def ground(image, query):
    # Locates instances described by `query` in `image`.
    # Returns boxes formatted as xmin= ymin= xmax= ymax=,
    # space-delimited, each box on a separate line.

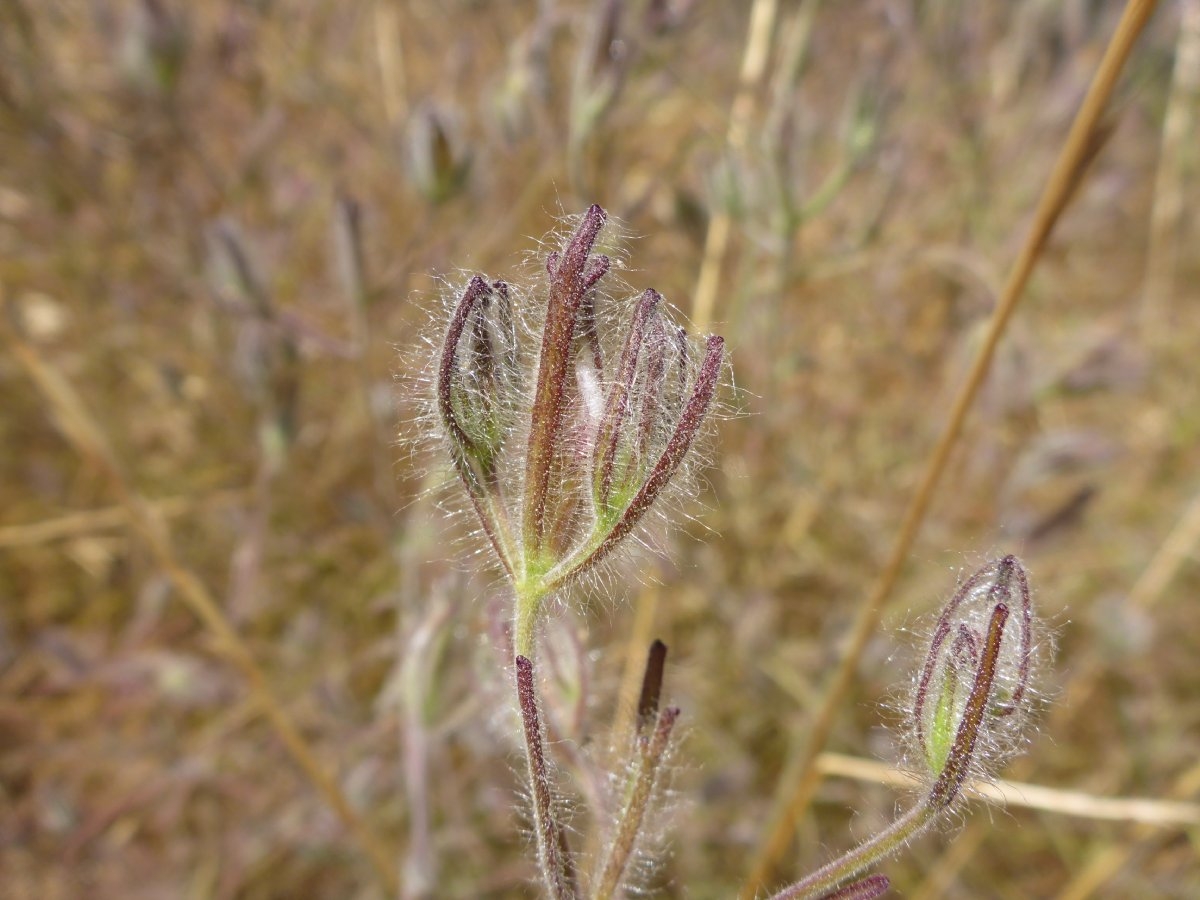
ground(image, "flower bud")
xmin=911 ymin=555 xmax=1036 ymax=807
xmin=584 ymin=333 xmax=723 ymax=573
xmin=438 ymin=276 xmax=517 ymax=493
xmin=522 ymin=204 xmax=611 ymax=562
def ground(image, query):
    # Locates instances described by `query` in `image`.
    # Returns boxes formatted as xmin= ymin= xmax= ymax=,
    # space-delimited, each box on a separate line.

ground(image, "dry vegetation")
xmin=2 ymin=1 xmax=1199 ymax=897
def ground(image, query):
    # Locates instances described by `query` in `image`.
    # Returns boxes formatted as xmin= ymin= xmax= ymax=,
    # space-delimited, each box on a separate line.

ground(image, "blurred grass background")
xmin=2 ymin=0 xmax=1199 ymax=897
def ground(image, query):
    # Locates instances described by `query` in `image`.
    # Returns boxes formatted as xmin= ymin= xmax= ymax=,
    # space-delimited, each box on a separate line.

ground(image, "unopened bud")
xmin=912 ymin=556 xmax=1037 ymax=808
xmin=438 ymin=276 xmax=516 ymax=491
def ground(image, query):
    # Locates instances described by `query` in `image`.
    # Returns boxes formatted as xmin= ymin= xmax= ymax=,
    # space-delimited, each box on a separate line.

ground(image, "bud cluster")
xmin=773 ymin=556 xmax=1046 ymax=900
xmin=910 ymin=554 xmax=1037 ymax=806
xmin=435 ymin=205 xmax=724 ymax=655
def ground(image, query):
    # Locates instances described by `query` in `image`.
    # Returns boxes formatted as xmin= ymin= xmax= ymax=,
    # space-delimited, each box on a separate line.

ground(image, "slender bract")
xmin=593 ymin=289 xmax=662 ymax=515
xmin=591 ymin=640 xmax=677 ymax=900
xmin=636 ymin=639 xmax=668 ymax=736
xmin=592 ymin=704 xmax=679 ymax=900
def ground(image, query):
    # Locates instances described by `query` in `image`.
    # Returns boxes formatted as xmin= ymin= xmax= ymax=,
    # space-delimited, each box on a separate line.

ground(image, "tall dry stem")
xmin=1140 ymin=0 xmax=1200 ymax=339
xmin=740 ymin=1 xmax=1161 ymax=893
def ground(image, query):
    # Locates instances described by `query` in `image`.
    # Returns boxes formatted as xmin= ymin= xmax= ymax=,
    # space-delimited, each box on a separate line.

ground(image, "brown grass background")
xmin=2 ymin=1 xmax=1199 ymax=897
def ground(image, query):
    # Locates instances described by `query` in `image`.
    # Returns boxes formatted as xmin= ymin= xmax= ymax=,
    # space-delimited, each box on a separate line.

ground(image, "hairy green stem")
xmin=768 ymin=803 xmax=935 ymax=900
xmin=514 ymin=585 xmax=545 ymax=660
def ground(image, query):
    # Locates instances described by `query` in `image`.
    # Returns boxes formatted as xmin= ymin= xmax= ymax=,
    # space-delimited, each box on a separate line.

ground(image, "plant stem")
xmin=515 ymin=655 xmax=578 ymax=900
xmin=768 ymin=803 xmax=935 ymax=900
xmin=514 ymin=587 xmax=544 ymax=660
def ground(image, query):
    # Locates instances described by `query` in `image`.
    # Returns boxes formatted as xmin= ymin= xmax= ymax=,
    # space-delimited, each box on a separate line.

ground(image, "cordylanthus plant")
xmin=769 ymin=555 xmax=1043 ymax=900
xmin=435 ymin=205 xmax=724 ymax=897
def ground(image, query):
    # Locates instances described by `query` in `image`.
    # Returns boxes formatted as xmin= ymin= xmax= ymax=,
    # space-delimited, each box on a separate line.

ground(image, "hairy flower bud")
xmin=911 ymin=555 xmax=1037 ymax=807
xmin=436 ymin=276 xmax=523 ymax=575
xmin=438 ymin=276 xmax=517 ymax=490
